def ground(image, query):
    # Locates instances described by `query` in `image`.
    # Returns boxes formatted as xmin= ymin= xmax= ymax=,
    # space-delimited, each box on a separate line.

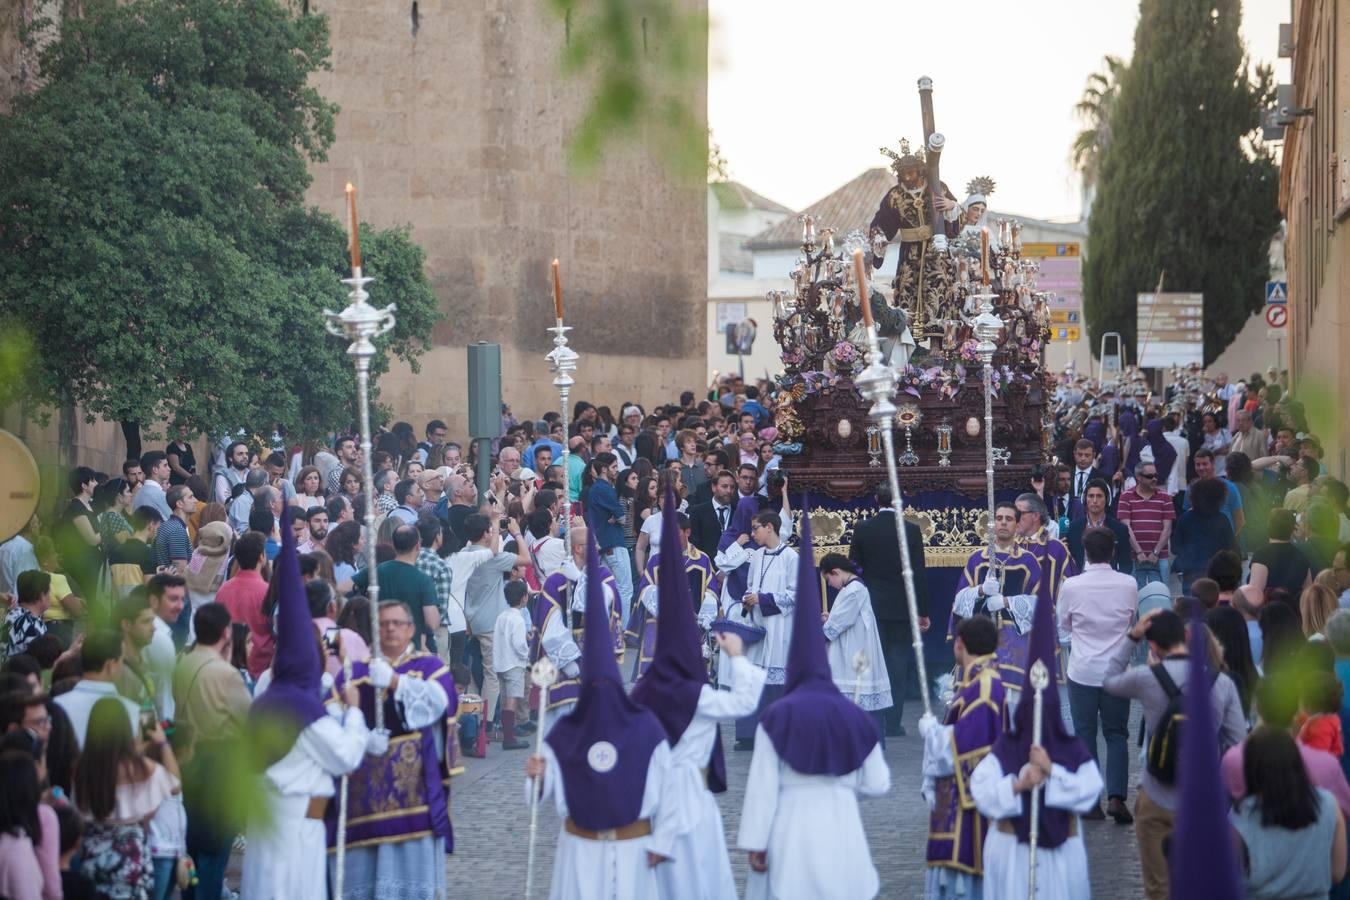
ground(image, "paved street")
xmin=446 ymin=702 xmax=1148 ymax=899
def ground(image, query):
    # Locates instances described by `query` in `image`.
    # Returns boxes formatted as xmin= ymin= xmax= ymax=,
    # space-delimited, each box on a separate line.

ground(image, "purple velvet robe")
xmin=927 ymin=655 xmax=1008 ymax=874
xmin=327 ymin=652 xmax=458 ymax=853
xmin=951 ymin=546 xmax=1044 ymax=690
xmin=628 ymin=546 xmax=718 ymax=679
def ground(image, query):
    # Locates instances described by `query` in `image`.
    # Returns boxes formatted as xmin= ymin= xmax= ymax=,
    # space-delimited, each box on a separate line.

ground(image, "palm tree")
xmin=1071 ymin=55 xmax=1128 ymax=191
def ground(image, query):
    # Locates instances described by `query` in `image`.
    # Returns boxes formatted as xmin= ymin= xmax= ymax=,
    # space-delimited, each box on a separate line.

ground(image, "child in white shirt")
xmin=492 ymin=581 xmax=532 ymax=750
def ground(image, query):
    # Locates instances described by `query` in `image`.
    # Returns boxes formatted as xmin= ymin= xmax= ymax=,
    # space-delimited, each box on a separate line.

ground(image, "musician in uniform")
xmin=921 ymin=615 xmax=1007 ymax=900
xmin=867 ymin=139 xmax=963 ymax=339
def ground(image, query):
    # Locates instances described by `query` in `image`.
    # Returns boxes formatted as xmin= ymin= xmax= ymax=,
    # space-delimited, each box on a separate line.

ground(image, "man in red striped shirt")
xmin=1116 ymin=462 xmax=1175 ymax=589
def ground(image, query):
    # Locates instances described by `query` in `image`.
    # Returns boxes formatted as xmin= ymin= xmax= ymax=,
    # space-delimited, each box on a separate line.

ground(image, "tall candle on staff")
xmin=551 ymin=258 xmax=563 ymax=320
xmin=853 ymin=249 xmax=874 ymax=330
xmin=980 ymin=226 xmax=990 ymax=286
xmin=345 ymin=182 xmax=361 ymax=270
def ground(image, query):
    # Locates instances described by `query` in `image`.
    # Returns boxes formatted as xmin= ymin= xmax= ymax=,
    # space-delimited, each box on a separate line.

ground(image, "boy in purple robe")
xmin=328 ymin=599 xmax=459 ymax=898
xmin=628 ymin=511 xmax=719 ymax=681
xmin=921 ymin=615 xmax=1007 ymax=899
xmin=526 ymin=529 xmax=676 ymax=900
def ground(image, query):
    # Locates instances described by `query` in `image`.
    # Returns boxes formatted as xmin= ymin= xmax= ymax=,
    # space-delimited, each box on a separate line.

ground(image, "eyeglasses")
xmin=379 ymin=620 xmax=413 ymax=629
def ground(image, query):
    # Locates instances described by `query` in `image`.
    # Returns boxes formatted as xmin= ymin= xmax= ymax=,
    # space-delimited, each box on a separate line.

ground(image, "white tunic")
xmin=528 ymin=740 xmax=677 ymax=900
xmin=738 ymin=725 xmax=891 ymax=900
xmin=240 ymin=707 xmax=369 ymax=900
xmin=735 ymin=544 xmax=798 ymax=685
xmin=657 ymin=656 xmax=766 ymax=900
xmin=822 ymin=580 xmax=893 ymax=711
xmin=969 ymin=754 xmax=1103 ymax=900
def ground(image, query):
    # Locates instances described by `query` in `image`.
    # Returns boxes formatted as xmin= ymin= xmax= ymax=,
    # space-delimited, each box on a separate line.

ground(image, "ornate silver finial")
xmin=530 ymin=657 xmax=558 ymax=689
xmin=1028 ymin=659 xmax=1050 ymax=691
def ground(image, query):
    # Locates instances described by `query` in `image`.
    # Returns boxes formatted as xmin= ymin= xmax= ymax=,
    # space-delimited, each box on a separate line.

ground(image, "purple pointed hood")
xmin=545 ymin=524 xmax=667 ymax=830
xmin=991 ymin=541 xmax=1093 ymax=849
xmin=759 ymin=510 xmax=880 ymax=775
xmin=718 ymin=496 xmax=761 ymax=600
xmin=1083 ymin=419 xmax=1107 ymax=455
xmin=630 ymin=482 xmax=727 ymax=791
xmin=1146 ymin=418 xmax=1178 ymax=484
xmin=248 ymin=507 xmax=326 ymax=761
xmin=1169 ymin=610 xmax=1245 ymax=899
xmin=1119 ymin=411 xmax=1142 ymax=474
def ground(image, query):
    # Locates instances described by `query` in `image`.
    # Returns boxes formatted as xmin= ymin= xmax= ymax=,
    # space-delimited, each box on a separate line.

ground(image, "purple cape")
xmin=1169 ymin=610 xmax=1244 ymax=898
xmin=1145 ymin=418 xmax=1178 ymax=485
xmin=545 ymin=525 xmax=667 ymax=830
xmin=630 ymin=489 xmax=728 ymax=792
xmin=717 ymin=496 xmax=761 ymax=601
xmin=990 ymin=542 xmax=1093 ymax=849
xmin=759 ymin=511 xmax=880 ymax=776
xmin=248 ymin=507 xmax=326 ymax=763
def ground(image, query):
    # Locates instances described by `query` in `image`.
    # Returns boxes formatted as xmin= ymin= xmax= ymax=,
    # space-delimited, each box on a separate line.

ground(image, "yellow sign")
xmin=1020 ymin=242 xmax=1080 ymax=258
xmin=1050 ymin=326 xmax=1081 ymax=342
xmin=1050 ymin=309 xmax=1081 ymax=325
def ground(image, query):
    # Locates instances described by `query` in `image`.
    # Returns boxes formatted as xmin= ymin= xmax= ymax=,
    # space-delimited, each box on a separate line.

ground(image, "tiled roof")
xmin=718 ymin=233 xmax=753 ymax=274
xmin=745 ymin=168 xmax=894 ymax=250
xmin=710 ymin=180 xmax=795 ymax=215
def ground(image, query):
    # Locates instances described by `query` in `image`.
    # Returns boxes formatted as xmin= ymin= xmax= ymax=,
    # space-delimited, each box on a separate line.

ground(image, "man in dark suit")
xmin=1065 ymin=478 xmax=1133 ymax=573
xmin=849 ymin=483 xmax=929 ymax=737
xmin=687 ymin=469 xmax=737 ymax=562
xmin=1067 ymin=438 xmax=1109 ymax=520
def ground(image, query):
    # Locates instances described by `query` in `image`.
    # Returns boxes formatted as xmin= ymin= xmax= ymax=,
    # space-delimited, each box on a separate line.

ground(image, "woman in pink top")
xmin=0 ymin=748 xmax=60 ymax=900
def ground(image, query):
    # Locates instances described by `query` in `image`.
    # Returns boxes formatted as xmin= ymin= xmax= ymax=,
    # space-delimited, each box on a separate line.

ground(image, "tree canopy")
xmin=1082 ymin=0 xmax=1280 ymax=365
xmin=0 ymin=0 xmax=440 ymax=440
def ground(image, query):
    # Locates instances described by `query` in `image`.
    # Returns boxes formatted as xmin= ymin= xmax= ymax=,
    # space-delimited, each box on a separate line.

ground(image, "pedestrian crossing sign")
xmin=1265 ymin=281 xmax=1287 ymax=304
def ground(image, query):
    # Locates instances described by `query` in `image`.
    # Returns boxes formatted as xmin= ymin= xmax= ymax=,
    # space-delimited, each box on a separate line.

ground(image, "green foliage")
xmin=1083 ymin=0 xmax=1280 ymax=365
xmin=1071 ymin=55 xmax=1128 ymax=190
xmin=708 ymin=128 xmax=730 ymax=183
xmin=0 ymin=0 xmax=440 ymax=440
xmin=546 ymin=0 xmax=707 ymax=181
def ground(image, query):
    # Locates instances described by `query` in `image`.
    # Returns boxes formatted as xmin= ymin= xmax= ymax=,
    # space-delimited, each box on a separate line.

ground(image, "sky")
xmin=707 ymin=0 xmax=1290 ymax=221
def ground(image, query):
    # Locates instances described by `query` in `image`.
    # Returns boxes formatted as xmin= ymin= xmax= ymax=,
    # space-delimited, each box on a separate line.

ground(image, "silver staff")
xmin=525 ymin=657 xmax=559 ymax=900
xmin=334 ymin=648 xmax=355 ymax=898
xmin=851 ymin=250 xmax=932 ymax=722
xmin=546 ymin=260 xmax=578 ymax=547
xmin=1027 ymin=659 xmax=1050 ymax=900
xmin=324 ymin=198 xmax=396 ymax=731
xmin=972 ymin=290 xmax=1003 ymax=579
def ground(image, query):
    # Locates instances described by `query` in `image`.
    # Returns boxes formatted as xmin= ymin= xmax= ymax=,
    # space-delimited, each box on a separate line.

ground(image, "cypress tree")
xmin=1083 ymin=0 xmax=1280 ymax=365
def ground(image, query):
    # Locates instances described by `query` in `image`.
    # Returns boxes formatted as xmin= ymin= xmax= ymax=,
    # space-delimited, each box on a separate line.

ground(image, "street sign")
xmin=1034 ymin=256 xmax=1082 ymax=310
xmin=1050 ymin=309 xmax=1081 ymax=325
xmin=1137 ymin=292 xmax=1204 ymax=367
xmin=1020 ymin=242 xmax=1081 ymax=258
xmin=1265 ymin=305 xmax=1287 ymax=329
xmin=1051 ymin=326 xmax=1081 ymax=342
xmin=1266 ymin=328 xmax=1285 ymax=340
xmin=1265 ymin=281 xmax=1288 ymax=304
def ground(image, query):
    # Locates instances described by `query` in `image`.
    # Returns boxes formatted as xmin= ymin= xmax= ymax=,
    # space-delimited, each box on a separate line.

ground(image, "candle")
xmin=345 ymin=183 xmax=361 ymax=270
xmin=551 ymin=258 xmax=563 ymax=319
xmin=980 ymin=227 xmax=989 ymax=286
xmin=853 ymin=249 xmax=873 ymax=329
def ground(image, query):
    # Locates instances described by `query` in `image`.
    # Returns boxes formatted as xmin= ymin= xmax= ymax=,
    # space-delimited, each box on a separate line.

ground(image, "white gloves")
xmin=982 ymin=576 xmax=1000 ymax=598
xmin=917 ymin=713 xmax=940 ymax=739
xmin=984 ymin=593 xmax=1006 ymax=612
xmin=365 ymin=728 xmax=390 ymax=756
xmin=370 ymin=659 xmax=394 ymax=690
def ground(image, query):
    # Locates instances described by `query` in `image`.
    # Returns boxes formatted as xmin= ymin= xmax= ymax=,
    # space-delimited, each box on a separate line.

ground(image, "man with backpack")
xmin=1102 ymin=608 xmax=1247 ymax=900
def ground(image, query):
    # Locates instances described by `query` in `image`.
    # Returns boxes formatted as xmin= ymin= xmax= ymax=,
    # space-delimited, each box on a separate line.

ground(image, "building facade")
xmin=1282 ymin=0 xmax=1349 ymax=475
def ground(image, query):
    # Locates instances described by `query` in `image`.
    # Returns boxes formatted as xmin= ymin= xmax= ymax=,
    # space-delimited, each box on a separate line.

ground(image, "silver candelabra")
xmin=851 ymin=251 xmax=932 ymax=723
xmin=546 ymin=318 xmax=579 ymax=543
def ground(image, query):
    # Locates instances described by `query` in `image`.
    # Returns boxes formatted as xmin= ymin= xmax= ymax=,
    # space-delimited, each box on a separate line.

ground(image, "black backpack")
xmin=1146 ymin=663 xmax=1218 ymax=784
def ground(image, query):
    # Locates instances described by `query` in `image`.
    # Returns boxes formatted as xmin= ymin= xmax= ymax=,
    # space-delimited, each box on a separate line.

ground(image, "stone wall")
xmin=307 ymin=0 xmax=709 ymax=436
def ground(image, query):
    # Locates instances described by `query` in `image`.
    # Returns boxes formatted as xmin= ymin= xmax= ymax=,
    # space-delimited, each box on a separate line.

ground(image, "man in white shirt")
xmin=53 ymin=630 xmax=141 ymax=748
xmin=1057 ymin=527 xmax=1138 ymax=824
xmin=143 ymin=574 xmax=186 ymax=722
xmin=0 ymin=516 xmax=40 ymax=596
